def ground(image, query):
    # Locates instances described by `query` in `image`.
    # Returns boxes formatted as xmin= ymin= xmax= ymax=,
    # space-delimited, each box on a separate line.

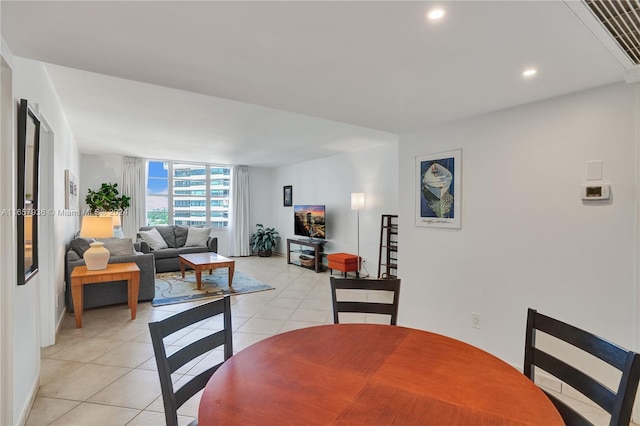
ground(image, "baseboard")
xmin=16 ymin=376 xmax=38 ymax=426
xmin=55 ymin=308 xmax=66 ymax=337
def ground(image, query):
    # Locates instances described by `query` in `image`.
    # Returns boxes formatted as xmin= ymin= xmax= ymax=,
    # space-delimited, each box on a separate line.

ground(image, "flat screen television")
xmin=294 ymin=205 xmax=326 ymax=240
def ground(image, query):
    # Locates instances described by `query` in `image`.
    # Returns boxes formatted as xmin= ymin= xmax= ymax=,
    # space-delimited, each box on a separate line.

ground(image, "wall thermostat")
xmin=581 ymin=184 xmax=610 ymax=200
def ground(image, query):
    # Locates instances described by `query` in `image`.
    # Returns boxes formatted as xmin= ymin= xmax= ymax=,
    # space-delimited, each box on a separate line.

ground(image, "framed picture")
xmin=65 ymin=169 xmax=78 ymax=210
xmin=283 ymin=185 xmax=293 ymax=207
xmin=415 ymin=149 xmax=461 ymax=229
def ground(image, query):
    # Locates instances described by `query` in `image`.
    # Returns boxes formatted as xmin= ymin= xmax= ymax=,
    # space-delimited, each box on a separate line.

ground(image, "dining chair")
xmin=148 ymin=296 xmax=233 ymax=426
xmin=524 ymin=308 xmax=640 ymax=426
xmin=330 ymin=277 xmax=401 ymax=325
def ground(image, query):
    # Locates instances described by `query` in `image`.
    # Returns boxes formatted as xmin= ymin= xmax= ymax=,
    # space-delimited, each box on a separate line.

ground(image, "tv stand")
xmin=287 ymin=239 xmax=325 ymax=273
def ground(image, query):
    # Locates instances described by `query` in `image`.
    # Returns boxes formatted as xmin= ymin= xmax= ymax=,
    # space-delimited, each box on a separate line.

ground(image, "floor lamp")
xmin=351 ymin=193 xmax=365 ymax=276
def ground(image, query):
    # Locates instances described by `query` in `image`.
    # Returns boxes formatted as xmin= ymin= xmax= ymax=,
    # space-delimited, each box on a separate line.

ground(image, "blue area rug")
xmin=152 ymin=269 xmax=273 ymax=306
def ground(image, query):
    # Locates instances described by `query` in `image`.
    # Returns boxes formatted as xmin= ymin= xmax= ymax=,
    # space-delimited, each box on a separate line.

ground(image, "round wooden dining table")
xmin=198 ymin=324 xmax=563 ymax=425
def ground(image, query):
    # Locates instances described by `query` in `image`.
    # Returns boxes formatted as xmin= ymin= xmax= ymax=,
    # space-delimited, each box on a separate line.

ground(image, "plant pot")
xmin=258 ymin=249 xmax=272 ymax=257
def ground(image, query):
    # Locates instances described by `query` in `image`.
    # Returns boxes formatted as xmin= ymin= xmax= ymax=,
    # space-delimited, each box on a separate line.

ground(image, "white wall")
xmin=8 ymin=56 xmax=79 ymax=424
xmin=248 ymin=166 xmax=275 ymax=251
xmin=398 ymin=82 xmax=639 ymax=369
xmin=0 ymin=39 xmax=16 ymax=426
xmin=80 ymin=153 xmax=123 ymax=213
xmin=272 ymin=143 xmax=400 ymax=273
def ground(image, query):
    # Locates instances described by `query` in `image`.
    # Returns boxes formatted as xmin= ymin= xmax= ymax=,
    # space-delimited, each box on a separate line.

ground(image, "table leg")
xmin=71 ymin=278 xmax=83 ymax=328
xmin=128 ymin=272 xmax=140 ymax=320
xmin=228 ymin=263 xmax=235 ymax=287
xmin=180 ymin=260 xmax=186 ymax=278
xmin=196 ymin=266 xmax=203 ymax=290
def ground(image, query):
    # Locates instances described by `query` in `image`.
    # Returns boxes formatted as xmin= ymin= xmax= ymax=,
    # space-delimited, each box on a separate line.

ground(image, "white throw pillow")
xmin=139 ymin=228 xmax=169 ymax=250
xmin=185 ymin=227 xmax=211 ymax=247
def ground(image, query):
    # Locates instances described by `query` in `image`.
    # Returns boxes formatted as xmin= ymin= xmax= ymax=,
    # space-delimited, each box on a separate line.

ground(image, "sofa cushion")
xmin=67 ymin=250 xmax=81 ymax=261
xmin=175 ymin=226 xmax=189 ymax=248
xmin=70 ymin=237 xmax=94 ymax=257
xmin=154 ymin=226 xmax=177 ymax=248
xmin=139 ymin=228 xmax=169 ymax=250
xmin=185 ymin=227 xmax=211 ymax=247
xmin=152 ymin=248 xmax=181 ymax=259
xmin=97 ymin=237 xmax=134 ymax=256
xmin=178 ymin=246 xmax=211 ymax=255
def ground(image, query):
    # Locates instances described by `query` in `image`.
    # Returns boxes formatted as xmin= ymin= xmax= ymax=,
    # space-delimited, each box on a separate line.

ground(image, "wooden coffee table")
xmin=179 ymin=253 xmax=235 ymax=290
xmin=70 ymin=262 xmax=140 ymax=328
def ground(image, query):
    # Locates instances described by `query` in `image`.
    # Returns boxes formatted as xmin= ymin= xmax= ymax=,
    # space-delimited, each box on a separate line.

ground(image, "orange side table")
xmin=327 ymin=253 xmax=360 ymax=278
xmin=70 ymin=262 xmax=140 ymax=328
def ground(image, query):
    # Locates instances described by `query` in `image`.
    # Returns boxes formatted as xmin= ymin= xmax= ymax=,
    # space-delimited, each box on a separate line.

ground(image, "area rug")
xmin=152 ymin=269 xmax=274 ymax=306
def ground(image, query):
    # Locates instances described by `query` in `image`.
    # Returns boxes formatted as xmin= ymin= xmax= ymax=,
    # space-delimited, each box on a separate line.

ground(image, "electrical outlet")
xmin=471 ymin=312 xmax=481 ymax=329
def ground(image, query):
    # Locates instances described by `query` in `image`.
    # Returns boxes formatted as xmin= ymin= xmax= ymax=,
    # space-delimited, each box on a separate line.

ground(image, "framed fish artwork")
xmin=415 ymin=149 xmax=461 ymax=229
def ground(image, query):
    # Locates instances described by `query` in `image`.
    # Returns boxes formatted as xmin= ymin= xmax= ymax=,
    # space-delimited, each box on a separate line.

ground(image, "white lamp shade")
xmin=99 ymin=211 xmax=121 ymax=227
xmin=351 ymin=193 xmax=365 ymax=210
xmin=80 ymin=216 xmax=115 ymax=239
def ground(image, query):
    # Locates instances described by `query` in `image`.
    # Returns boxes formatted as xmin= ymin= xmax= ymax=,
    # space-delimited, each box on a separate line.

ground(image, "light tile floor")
xmin=28 ymin=255 xmax=623 ymax=425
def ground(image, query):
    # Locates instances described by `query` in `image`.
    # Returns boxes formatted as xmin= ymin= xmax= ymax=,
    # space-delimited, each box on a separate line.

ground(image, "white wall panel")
xmin=398 ymin=82 xmax=639 ymax=368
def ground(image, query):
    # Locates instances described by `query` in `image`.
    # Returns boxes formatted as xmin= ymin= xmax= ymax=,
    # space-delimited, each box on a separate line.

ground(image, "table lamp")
xmin=80 ymin=216 xmax=114 ymax=270
xmin=351 ymin=192 xmax=365 ymax=274
xmin=99 ymin=211 xmax=123 ymax=237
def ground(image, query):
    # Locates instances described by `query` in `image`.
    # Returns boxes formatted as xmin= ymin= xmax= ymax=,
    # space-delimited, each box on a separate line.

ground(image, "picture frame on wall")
xmin=283 ymin=185 xmax=293 ymax=207
xmin=65 ymin=169 xmax=78 ymax=210
xmin=415 ymin=149 xmax=461 ymax=229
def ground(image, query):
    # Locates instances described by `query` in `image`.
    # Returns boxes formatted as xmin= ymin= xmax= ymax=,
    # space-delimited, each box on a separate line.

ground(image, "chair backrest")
xmin=524 ymin=308 xmax=640 ymax=426
xmin=148 ymin=296 xmax=233 ymax=426
xmin=330 ymin=277 xmax=401 ymax=325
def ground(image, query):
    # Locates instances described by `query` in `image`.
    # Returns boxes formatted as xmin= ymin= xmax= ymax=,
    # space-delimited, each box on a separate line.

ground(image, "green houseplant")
xmin=85 ymin=182 xmax=131 ymax=214
xmin=250 ymin=224 xmax=281 ymax=257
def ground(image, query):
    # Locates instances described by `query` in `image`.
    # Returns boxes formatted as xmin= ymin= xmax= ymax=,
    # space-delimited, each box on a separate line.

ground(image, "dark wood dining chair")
xmin=524 ymin=308 xmax=640 ymax=426
xmin=330 ymin=277 xmax=401 ymax=325
xmin=148 ymin=296 xmax=233 ymax=426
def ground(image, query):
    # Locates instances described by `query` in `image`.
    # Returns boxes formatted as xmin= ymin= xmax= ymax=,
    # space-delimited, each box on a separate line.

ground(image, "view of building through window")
xmin=146 ymin=161 xmax=231 ymax=227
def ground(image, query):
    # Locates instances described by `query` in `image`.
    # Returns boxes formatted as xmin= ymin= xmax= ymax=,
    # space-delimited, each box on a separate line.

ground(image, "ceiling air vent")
xmin=584 ymin=0 xmax=640 ymax=64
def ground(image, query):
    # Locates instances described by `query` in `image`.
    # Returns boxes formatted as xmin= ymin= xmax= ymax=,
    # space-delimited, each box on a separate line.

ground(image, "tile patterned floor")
xmin=27 ymin=255 xmax=624 ymax=425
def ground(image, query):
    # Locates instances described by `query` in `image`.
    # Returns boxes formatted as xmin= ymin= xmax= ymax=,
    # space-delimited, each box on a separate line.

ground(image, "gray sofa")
xmin=65 ymin=238 xmax=156 ymax=312
xmin=137 ymin=225 xmax=218 ymax=273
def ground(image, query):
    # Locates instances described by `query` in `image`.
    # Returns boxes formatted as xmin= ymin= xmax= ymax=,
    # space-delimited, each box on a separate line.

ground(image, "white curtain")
xmin=121 ymin=157 xmax=146 ymax=240
xmin=229 ymin=165 xmax=251 ymax=256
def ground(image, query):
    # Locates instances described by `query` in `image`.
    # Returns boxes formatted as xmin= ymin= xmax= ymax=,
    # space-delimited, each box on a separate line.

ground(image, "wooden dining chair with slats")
xmin=330 ymin=277 xmax=401 ymax=325
xmin=148 ymin=296 xmax=233 ymax=426
xmin=524 ymin=308 xmax=640 ymax=426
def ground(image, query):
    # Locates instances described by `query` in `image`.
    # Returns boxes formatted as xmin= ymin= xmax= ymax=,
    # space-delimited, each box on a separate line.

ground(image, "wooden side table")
xmin=70 ymin=262 xmax=141 ymax=328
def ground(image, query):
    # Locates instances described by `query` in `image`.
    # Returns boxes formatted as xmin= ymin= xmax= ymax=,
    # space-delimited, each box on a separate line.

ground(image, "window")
xmin=147 ymin=162 xmax=169 ymax=225
xmin=146 ymin=161 xmax=232 ymax=227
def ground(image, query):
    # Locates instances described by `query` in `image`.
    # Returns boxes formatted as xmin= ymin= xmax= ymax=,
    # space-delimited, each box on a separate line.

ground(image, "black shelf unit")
xmin=378 ymin=215 xmax=398 ymax=278
xmin=287 ymin=238 xmax=325 ymax=273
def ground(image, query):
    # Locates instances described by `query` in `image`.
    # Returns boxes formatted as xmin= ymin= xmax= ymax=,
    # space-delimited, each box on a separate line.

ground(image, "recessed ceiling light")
xmin=522 ymin=68 xmax=537 ymax=77
xmin=427 ymin=9 xmax=445 ymax=21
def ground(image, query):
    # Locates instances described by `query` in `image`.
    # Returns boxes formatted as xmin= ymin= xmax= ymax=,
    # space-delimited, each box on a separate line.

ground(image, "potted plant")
xmin=85 ymin=182 xmax=131 ymax=214
xmin=250 ymin=224 xmax=281 ymax=257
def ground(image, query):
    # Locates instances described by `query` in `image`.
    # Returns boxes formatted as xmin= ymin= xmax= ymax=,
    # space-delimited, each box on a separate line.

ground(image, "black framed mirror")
xmin=17 ymin=98 xmax=40 ymax=285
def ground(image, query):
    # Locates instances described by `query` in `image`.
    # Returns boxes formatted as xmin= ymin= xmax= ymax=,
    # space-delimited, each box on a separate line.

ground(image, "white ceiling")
xmin=0 ymin=1 xmax=631 ymax=167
